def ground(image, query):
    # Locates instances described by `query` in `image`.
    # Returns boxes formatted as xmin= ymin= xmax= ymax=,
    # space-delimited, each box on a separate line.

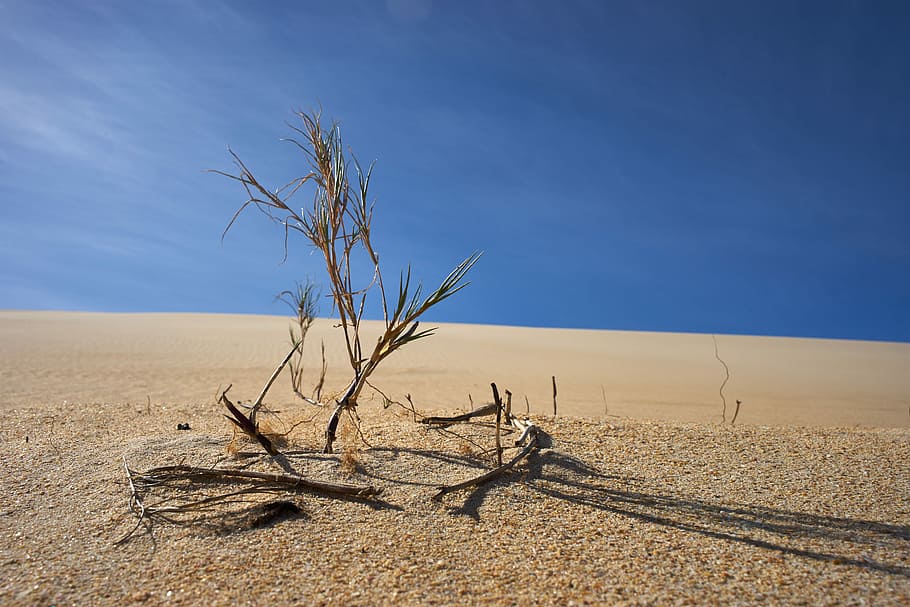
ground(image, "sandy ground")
xmin=1 ymin=311 xmax=909 ymax=426
xmin=1 ymin=311 xmax=908 ymax=605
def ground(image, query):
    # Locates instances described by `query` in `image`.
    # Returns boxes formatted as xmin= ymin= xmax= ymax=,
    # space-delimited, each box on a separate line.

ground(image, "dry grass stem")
xmin=713 ymin=335 xmax=731 ymax=423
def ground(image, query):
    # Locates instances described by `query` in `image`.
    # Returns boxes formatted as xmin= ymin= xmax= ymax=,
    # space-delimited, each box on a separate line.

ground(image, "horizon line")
xmin=3 ymin=308 xmax=908 ymax=346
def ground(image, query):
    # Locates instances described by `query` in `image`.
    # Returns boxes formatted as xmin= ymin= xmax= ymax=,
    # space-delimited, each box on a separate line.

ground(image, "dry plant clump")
xmin=456 ymin=440 xmax=475 ymax=457
xmin=277 ymin=281 xmax=323 ymax=403
xmin=213 ymin=108 xmax=481 ymax=454
xmin=113 ymin=109 xmax=548 ymax=545
xmin=340 ymin=445 xmax=361 ymax=476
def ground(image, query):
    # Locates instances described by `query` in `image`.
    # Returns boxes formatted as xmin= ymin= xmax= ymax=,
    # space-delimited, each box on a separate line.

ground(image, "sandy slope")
xmin=1 ymin=311 xmax=908 ymax=426
xmin=1 ymin=311 xmax=908 ymax=606
xmin=1 ymin=402 xmax=908 ymax=606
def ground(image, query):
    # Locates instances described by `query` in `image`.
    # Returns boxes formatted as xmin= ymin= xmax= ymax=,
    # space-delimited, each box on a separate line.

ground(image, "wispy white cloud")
xmin=0 ymin=85 xmax=136 ymax=169
xmin=0 ymin=1 xmax=270 ymax=182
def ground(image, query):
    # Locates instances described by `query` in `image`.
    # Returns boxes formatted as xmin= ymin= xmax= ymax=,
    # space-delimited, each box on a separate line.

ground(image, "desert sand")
xmin=1 ymin=311 xmax=908 ymax=605
xmin=2 ymin=310 xmax=909 ymax=426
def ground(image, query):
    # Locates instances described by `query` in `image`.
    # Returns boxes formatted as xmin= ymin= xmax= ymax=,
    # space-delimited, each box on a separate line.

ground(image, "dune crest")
xmin=1 ymin=310 xmax=907 ymax=427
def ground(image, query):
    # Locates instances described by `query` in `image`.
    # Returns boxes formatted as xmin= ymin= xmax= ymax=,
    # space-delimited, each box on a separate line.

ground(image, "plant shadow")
xmin=446 ymin=445 xmax=910 ymax=578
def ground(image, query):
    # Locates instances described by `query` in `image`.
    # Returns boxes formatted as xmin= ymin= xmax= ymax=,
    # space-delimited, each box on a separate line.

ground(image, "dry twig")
xmin=493 ymin=383 xmax=504 ymax=467
xmin=220 ymin=385 xmax=279 ymax=456
xmin=732 ymin=399 xmax=743 ymax=425
xmin=116 ymin=460 xmax=381 ymax=544
xmin=552 ymin=375 xmax=558 ymax=416
xmin=433 ymin=416 xmax=540 ymax=500
xmin=420 ymin=403 xmax=498 ymax=426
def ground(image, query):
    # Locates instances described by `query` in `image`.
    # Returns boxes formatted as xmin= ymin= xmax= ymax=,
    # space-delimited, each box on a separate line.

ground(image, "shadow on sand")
xmin=445 ymin=439 xmax=909 ymax=578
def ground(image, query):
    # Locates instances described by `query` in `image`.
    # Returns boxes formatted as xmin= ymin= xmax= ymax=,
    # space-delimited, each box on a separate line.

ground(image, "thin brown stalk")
xmin=713 ymin=335 xmax=730 ymax=423
xmin=313 ymin=340 xmax=327 ymax=402
xmin=732 ymin=399 xmax=742 ymax=425
xmin=220 ymin=385 xmax=279 ymax=456
xmin=420 ymin=402 xmax=498 ymax=425
xmin=492 ymin=383 xmax=503 ymax=467
xmin=115 ymin=457 xmax=150 ymax=545
xmin=139 ymin=465 xmax=381 ymax=497
xmin=251 ymin=339 xmax=301 ymax=424
xmin=552 ymin=375 xmax=558 ymax=417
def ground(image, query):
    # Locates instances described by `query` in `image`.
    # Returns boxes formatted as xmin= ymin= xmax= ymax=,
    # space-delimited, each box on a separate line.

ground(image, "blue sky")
xmin=1 ymin=1 xmax=908 ymax=341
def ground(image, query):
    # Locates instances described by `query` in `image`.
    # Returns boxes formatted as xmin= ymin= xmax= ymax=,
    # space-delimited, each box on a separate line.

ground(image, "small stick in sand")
xmin=551 ymin=375 xmax=558 ymax=417
xmin=732 ymin=399 xmax=743 ymax=425
xmin=421 ymin=402 xmax=498 ymax=425
xmin=220 ymin=385 xmax=279 ymax=456
xmin=492 ymin=383 xmax=503 ymax=467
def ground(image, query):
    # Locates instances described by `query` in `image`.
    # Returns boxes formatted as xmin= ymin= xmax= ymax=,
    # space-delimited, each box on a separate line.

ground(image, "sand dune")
xmin=1 ymin=310 xmax=908 ymax=427
xmin=1 ymin=311 xmax=909 ymax=605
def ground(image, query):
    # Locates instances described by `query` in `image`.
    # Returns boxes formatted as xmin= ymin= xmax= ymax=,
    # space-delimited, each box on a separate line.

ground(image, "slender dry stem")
xmin=492 ymin=383 xmax=503 ymax=467
xmin=712 ymin=335 xmax=730 ymax=423
xmin=552 ymin=375 xmax=558 ymax=416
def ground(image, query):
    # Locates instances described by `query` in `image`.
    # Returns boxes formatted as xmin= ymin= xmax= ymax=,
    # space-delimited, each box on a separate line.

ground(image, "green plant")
xmin=215 ymin=109 xmax=480 ymax=453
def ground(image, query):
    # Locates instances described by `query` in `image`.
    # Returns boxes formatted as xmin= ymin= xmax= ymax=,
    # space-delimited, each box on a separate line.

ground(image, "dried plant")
xmin=214 ymin=109 xmax=481 ymax=453
xmin=276 ymin=281 xmax=324 ymax=403
xmin=340 ymin=446 xmax=361 ymax=476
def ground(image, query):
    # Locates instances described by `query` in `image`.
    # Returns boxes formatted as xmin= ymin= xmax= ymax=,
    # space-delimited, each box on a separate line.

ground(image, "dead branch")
xmin=115 ymin=457 xmax=151 ymax=545
xmin=433 ymin=415 xmax=540 ymax=500
xmin=116 ymin=459 xmax=381 ymax=545
xmin=420 ymin=402 xmax=498 ymax=425
xmin=552 ymin=375 xmax=558 ymax=416
xmin=492 ymin=383 xmax=503 ymax=466
xmin=137 ymin=465 xmax=380 ymax=497
xmin=732 ymin=399 xmax=743 ymax=425
xmin=323 ymin=377 xmax=359 ymax=454
xmin=220 ymin=385 xmax=279 ymax=456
